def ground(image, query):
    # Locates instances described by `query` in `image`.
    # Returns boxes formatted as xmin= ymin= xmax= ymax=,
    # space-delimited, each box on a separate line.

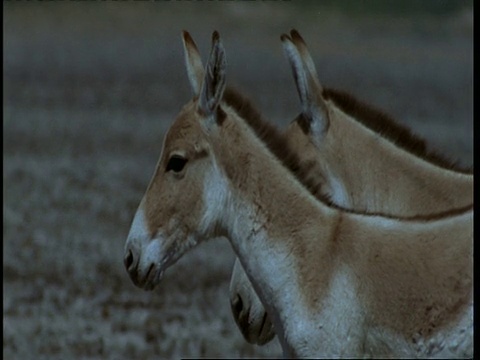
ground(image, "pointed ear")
xmin=289 ymin=29 xmax=322 ymax=90
xmin=182 ymin=30 xmax=204 ymax=96
xmin=281 ymin=31 xmax=329 ymax=135
xmin=198 ymin=31 xmax=226 ymax=119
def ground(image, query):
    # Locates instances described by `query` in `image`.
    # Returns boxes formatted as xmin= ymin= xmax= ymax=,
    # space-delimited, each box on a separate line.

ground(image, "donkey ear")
xmin=198 ymin=31 xmax=226 ymax=118
xmin=281 ymin=31 xmax=329 ymax=135
xmin=182 ymin=30 xmax=205 ymax=96
xmin=289 ymin=29 xmax=321 ymax=88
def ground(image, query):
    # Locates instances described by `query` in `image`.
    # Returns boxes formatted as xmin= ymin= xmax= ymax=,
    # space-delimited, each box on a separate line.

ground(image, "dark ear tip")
xmin=290 ymin=29 xmax=304 ymax=42
xmin=182 ymin=30 xmax=193 ymax=43
xmin=212 ymin=30 xmax=220 ymax=43
xmin=280 ymin=34 xmax=291 ymax=42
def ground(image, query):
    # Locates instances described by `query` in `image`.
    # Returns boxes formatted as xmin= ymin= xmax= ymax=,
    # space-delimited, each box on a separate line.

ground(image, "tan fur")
xmin=124 ymin=31 xmax=473 ymax=358
xmin=229 ymin=31 xmax=473 ymax=346
xmin=340 ymin=212 xmax=472 ymax=341
xmin=217 ymin=101 xmax=472 ymax=358
xmin=286 ymin=101 xmax=473 ymax=214
xmin=144 ymin=104 xmax=212 ymax=243
xmin=282 ymin=30 xmax=472 ymax=216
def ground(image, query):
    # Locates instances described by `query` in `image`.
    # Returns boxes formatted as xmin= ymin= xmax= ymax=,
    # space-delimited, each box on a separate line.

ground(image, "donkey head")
xmin=124 ymin=31 xmax=229 ymax=290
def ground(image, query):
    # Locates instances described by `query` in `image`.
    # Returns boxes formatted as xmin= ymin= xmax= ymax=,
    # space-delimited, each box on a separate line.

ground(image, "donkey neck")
xmin=208 ymin=104 xmax=472 ymax=357
xmin=210 ymin=105 xmax=344 ymax=356
xmin=321 ymin=101 xmax=473 ymax=215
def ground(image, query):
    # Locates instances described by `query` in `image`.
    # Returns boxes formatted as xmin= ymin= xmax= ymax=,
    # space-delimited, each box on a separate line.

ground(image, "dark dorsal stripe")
xmin=221 ymin=87 xmax=473 ymax=221
xmin=323 ymin=88 xmax=473 ymax=174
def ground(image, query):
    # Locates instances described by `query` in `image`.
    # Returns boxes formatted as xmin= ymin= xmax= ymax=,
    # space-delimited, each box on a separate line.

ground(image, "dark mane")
xmin=323 ymin=88 xmax=472 ymax=174
xmin=221 ymin=87 xmax=472 ymax=220
xmin=222 ymin=86 xmax=331 ymax=202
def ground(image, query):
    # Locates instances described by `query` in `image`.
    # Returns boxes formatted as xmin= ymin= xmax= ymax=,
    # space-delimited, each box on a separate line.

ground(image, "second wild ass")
xmin=229 ymin=30 xmax=473 ymax=345
xmin=123 ymin=31 xmax=473 ymax=358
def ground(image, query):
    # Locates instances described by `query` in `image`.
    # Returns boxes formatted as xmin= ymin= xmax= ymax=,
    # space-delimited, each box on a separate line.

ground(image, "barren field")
xmin=3 ymin=2 xmax=473 ymax=359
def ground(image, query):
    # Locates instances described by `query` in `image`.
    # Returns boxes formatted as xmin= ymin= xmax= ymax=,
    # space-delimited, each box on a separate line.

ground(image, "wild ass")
xmin=124 ymin=31 xmax=473 ymax=358
xmin=229 ymin=30 xmax=474 ymax=345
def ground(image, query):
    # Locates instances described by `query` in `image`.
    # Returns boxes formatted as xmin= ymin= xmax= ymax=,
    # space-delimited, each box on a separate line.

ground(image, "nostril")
xmin=124 ymin=249 xmax=134 ymax=270
xmin=232 ymin=294 xmax=244 ymax=317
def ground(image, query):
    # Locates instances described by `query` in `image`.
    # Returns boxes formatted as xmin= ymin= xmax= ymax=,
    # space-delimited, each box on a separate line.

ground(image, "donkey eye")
xmin=166 ymin=155 xmax=188 ymax=173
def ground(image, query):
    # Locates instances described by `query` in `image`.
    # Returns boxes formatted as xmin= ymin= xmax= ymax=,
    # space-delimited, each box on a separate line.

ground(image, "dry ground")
xmin=3 ymin=2 xmax=473 ymax=359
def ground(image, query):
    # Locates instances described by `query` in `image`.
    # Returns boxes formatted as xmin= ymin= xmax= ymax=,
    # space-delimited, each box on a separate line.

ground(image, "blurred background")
xmin=3 ymin=1 xmax=473 ymax=359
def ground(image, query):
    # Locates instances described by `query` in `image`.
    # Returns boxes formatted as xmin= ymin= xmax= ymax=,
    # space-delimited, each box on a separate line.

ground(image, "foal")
xmin=124 ymin=31 xmax=472 ymax=358
xmin=229 ymin=30 xmax=473 ymax=345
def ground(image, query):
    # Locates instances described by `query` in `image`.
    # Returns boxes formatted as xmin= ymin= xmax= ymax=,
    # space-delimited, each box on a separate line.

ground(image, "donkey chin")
xmin=124 ymin=238 xmax=162 ymax=290
xmin=125 ymin=230 xmax=200 ymax=291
